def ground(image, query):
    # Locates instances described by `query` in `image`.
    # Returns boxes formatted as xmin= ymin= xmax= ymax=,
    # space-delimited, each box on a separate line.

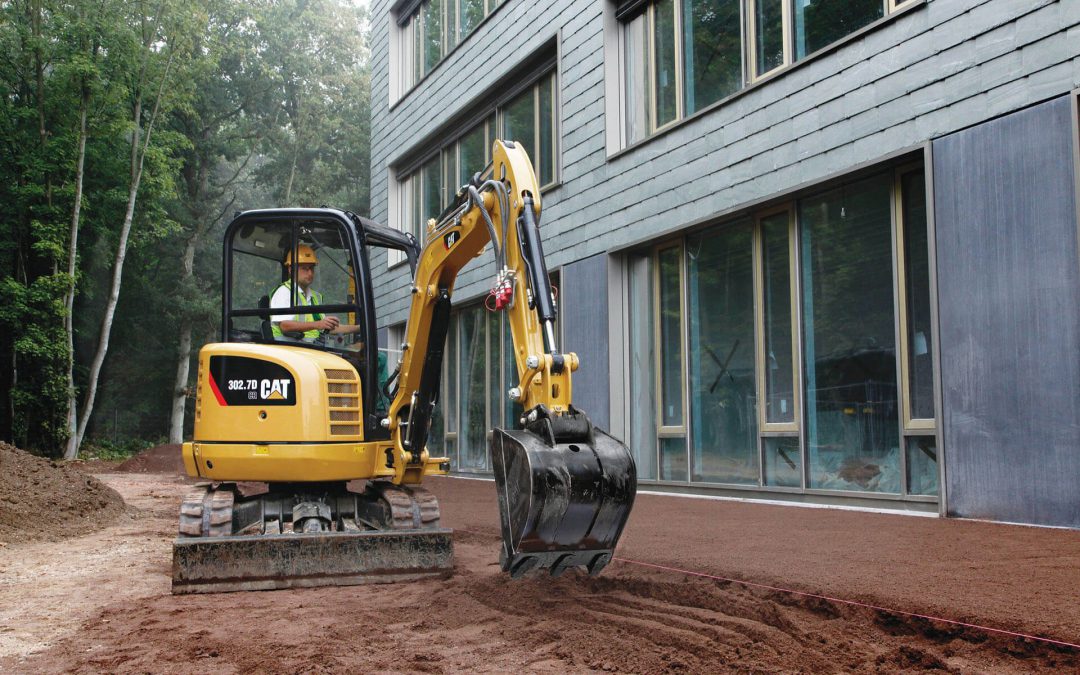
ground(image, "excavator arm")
xmin=385 ymin=140 xmax=637 ymax=577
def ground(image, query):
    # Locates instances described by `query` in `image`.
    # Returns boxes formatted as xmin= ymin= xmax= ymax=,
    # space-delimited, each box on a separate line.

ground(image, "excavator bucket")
xmin=491 ymin=424 xmax=636 ymax=578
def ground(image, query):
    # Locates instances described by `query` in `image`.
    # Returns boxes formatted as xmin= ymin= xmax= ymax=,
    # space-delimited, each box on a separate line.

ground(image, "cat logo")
xmin=260 ymin=378 xmax=291 ymax=400
xmin=444 ymin=230 xmax=460 ymax=250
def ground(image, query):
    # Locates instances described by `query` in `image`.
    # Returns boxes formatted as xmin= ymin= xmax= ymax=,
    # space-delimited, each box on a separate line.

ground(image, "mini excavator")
xmin=172 ymin=141 xmax=636 ymax=593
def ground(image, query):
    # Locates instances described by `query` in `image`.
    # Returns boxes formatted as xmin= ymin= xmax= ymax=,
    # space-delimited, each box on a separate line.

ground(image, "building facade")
xmin=370 ymin=0 xmax=1080 ymax=528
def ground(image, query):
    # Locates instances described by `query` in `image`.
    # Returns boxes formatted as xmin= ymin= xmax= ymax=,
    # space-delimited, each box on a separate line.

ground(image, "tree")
xmin=65 ymin=0 xmax=194 ymax=457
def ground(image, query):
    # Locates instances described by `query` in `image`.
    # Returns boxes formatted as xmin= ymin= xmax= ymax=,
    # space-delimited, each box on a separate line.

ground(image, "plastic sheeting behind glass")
xmin=627 ymin=253 xmax=657 ymax=480
xmin=687 ymin=223 xmax=758 ymax=484
xmin=801 ymin=174 xmax=900 ymax=493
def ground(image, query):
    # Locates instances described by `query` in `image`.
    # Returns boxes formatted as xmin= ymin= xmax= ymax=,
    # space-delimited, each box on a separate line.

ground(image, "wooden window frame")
xmin=653 ymin=241 xmax=688 ymax=449
xmin=893 ymin=164 xmax=936 ymax=433
xmin=753 ymin=204 xmax=800 ymax=434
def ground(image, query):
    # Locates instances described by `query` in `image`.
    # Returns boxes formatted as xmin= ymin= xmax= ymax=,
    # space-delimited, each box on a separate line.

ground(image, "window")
xmin=430 ymin=270 xmax=560 ymax=473
xmin=392 ymin=72 xmax=558 ymax=266
xmin=626 ymin=165 xmax=938 ymax=498
xmin=395 ymin=0 xmax=505 ymax=95
xmin=618 ymin=0 xmax=914 ymax=143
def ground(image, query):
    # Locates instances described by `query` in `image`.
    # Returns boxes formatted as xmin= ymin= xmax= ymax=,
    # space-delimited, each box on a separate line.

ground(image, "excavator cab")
xmin=224 ymin=210 xmax=416 ymax=427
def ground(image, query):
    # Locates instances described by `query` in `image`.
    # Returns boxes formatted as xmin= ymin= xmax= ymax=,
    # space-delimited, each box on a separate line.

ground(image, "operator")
xmin=270 ymin=244 xmax=361 ymax=342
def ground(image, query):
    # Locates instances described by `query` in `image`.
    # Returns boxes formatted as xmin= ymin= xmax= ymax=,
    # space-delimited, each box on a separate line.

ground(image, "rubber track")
xmin=378 ymin=484 xmax=441 ymax=530
xmin=177 ymin=484 xmax=233 ymax=537
xmin=176 ymin=483 xmax=440 ymax=535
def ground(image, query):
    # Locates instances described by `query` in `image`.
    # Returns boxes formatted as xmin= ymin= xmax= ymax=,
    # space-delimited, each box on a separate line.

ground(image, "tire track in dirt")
xmin=2 ymin=472 xmax=1078 ymax=673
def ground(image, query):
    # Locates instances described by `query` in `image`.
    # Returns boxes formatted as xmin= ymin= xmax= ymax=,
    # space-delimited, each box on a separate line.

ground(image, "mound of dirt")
xmin=117 ymin=444 xmax=184 ymax=474
xmin=0 ymin=443 xmax=125 ymax=545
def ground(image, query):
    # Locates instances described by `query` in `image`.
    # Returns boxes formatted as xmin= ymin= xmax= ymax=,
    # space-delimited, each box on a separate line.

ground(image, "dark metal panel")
xmin=933 ymin=96 xmax=1080 ymax=528
xmin=561 ymin=254 xmax=611 ymax=430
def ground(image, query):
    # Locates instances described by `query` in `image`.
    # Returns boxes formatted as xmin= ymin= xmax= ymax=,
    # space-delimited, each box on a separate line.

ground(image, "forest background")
xmin=0 ymin=0 xmax=371 ymax=459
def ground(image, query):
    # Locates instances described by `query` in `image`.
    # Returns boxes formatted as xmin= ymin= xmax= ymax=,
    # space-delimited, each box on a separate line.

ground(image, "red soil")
xmin=0 ymin=462 xmax=1077 ymax=673
xmin=0 ymin=443 xmax=125 ymax=544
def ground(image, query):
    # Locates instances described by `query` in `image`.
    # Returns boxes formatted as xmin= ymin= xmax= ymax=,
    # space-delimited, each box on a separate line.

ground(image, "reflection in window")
xmin=538 ymin=75 xmax=555 ymax=187
xmin=421 ymin=157 xmax=443 ymax=237
xmin=457 ymin=124 xmax=486 ymax=186
xmin=901 ymin=169 xmax=934 ymax=420
xmin=622 ymin=0 xmax=908 ymax=142
xmin=683 ymin=0 xmax=743 ymax=114
xmin=502 ymin=88 xmax=536 ymax=170
xmin=753 ymin=0 xmax=785 ymax=76
xmin=792 ymin=0 xmax=882 ymax=60
xmin=458 ymin=308 xmax=488 ymax=470
xmin=399 ymin=0 xmax=503 ymax=92
xmin=422 ymin=0 xmax=443 ymax=75
xmin=761 ymin=212 xmax=795 ymax=424
xmin=801 ymin=174 xmax=900 ymax=493
xmin=458 ymin=0 xmax=484 ymax=40
xmin=687 ymin=224 xmax=758 ymax=484
xmin=653 ymin=0 xmax=678 ymax=128
xmin=659 ymin=246 xmax=683 ymax=427
xmin=628 ymin=254 xmax=658 ymax=480
xmin=661 ymin=437 xmax=687 ymax=481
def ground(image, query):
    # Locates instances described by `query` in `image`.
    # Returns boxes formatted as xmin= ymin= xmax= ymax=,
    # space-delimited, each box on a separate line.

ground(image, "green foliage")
xmin=79 ymin=436 xmax=158 ymax=461
xmin=0 ymin=0 xmax=372 ymax=454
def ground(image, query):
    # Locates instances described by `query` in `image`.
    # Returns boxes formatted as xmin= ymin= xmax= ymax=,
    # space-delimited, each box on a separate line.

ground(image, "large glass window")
xmin=458 ymin=307 xmax=488 ymax=470
xmin=792 ymin=0 xmax=882 ymax=60
xmin=432 ymin=270 xmax=560 ymax=474
xmin=687 ymin=223 xmax=757 ymax=484
xmin=752 ymin=0 xmax=785 ymax=77
xmin=759 ymin=210 xmax=796 ymax=426
xmin=626 ymin=166 xmax=937 ymax=499
xmin=501 ymin=72 xmax=558 ymax=188
xmin=621 ymin=0 xmax=911 ymax=142
xmin=398 ymin=0 xmax=504 ymax=93
xmin=394 ymin=72 xmax=557 ymax=267
xmin=628 ymin=253 xmax=658 ymax=480
xmin=801 ymin=174 xmax=899 ymax=493
xmin=683 ymin=0 xmax=743 ymax=115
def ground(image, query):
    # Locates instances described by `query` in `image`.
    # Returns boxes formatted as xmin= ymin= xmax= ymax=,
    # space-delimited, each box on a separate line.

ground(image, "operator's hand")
xmin=315 ymin=316 xmax=340 ymax=332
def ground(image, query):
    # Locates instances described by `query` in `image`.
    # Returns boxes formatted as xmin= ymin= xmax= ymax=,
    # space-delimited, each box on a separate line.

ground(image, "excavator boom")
xmin=385 ymin=140 xmax=636 ymax=577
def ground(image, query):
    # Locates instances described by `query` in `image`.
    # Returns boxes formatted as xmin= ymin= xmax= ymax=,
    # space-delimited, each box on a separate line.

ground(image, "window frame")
xmin=753 ymin=204 xmax=800 ymax=434
xmin=893 ymin=163 xmax=936 ymax=433
xmin=653 ymin=240 xmax=689 ymax=483
xmin=391 ymin=69 xmax=560 ymax=268
xmin=393 ymin=0 xmax=507 ymax=98
xmin=624 ymin=161 xmax=940 ymax=499
xmin=617 ymin=0 xmax=925 ymax=146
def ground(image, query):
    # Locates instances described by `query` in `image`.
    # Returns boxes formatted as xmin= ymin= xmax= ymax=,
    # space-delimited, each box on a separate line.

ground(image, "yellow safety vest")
xmin=271 ymin=281 xmax=323 ymax=339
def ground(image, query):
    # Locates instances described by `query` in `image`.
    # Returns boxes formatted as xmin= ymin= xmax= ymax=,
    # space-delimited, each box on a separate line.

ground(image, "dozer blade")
xmin=172 ymin=529 xmax=453 ymax=594
xmin=171 ymin=481 xmax=453 ymax=594
xmin=491 ymin=426 xmax=636 ymax=578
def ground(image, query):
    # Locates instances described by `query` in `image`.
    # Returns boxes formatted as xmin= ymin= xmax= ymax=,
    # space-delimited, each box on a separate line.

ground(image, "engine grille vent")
xmin=325 ymin=368 xmax=361 ymax=438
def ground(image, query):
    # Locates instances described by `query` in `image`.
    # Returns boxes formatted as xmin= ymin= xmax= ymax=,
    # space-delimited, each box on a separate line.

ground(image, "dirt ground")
xmin=0 ymin=445 xmax=1078 ymax=673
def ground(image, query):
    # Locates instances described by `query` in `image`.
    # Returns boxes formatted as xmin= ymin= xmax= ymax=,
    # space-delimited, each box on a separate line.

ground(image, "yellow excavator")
xmin=173 ymin=141 xmax=636 ymax=593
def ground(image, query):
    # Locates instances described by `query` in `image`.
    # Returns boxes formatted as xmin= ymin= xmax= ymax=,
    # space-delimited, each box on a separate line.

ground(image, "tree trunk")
xmin=74 ymin=49 xmax=173 ymax=453
xmin=167 ymin=233 xmax=199 ymax=444
xmin=62 ymin=92 xmax=90 ymax=459
xmin=168 ymin=324 xmax=193 ymax=443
